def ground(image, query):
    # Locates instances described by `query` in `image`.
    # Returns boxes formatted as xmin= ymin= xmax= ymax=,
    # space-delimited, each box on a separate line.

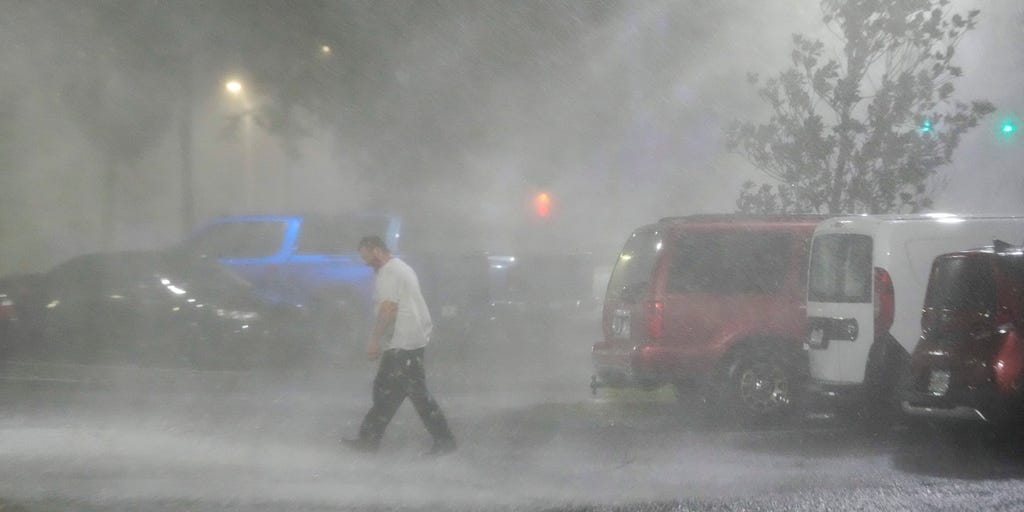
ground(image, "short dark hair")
xmin=358 ymin=235 xmax=390 ymax=252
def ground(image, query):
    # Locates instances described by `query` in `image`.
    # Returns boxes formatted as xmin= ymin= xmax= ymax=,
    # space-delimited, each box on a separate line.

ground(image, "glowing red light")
xmin=534 ymin=192 xmax=551 ymax=218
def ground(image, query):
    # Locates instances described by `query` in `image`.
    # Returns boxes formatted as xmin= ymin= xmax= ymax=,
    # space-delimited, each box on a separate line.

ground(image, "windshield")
xmin=606 ymin=229 xmax=662 ymax=301
xmin=667 ymin=231 xmax=791 ymax=294
xmin=809 ymin=233 xmax=873 ymax=303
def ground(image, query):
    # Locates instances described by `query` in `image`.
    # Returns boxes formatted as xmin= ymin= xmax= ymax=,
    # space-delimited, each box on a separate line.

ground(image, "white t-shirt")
xmin=375 ymin=257 xmax=433 ymax=351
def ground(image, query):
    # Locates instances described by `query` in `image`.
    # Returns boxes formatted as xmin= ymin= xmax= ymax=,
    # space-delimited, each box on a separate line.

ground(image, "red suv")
xmin=592 ymin=215 xmax=823 ymax=421
xmin=902 ymin=241 xmax=1024 ymax=426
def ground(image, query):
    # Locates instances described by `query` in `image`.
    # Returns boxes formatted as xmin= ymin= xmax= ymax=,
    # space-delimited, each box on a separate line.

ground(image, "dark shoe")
xmin=341 ymin=437 xmax=378 ymax=454
xmin=424 ymin=438 xmax=456 ymax=457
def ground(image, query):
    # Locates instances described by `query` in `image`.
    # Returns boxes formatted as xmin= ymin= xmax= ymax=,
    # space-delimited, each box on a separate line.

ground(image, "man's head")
xmin=358 ymin=236 xmax=391 ymax=270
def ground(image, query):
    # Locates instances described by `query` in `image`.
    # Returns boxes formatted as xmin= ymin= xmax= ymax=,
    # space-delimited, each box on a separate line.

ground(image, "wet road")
xmin=2 ymin=321 xmax=1024 ymax=511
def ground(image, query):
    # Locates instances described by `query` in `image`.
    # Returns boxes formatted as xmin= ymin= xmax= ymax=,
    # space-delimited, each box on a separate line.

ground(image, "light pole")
xmin=224 ymin=78 xmax=254 ymax=211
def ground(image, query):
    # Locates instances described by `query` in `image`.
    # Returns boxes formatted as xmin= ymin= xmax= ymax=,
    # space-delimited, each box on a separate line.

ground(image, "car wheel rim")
xmin=738 ymin=364 xmax=790 ymax=414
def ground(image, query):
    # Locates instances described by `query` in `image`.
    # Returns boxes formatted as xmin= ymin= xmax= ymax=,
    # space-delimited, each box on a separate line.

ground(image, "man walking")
xmin=342 ymin=236 xmax=456 ymax=455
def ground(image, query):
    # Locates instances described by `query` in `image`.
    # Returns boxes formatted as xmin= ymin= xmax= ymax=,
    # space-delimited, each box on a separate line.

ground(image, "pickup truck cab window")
xmin=295 ymin=216 xmax=392 ymax=256
xmin=186 ymin=221 xmax=288 ymax=260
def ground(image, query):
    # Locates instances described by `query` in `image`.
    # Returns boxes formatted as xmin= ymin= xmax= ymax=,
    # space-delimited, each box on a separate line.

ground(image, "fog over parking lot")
xmin=1 ymin=1 xmax=1024 ymax=510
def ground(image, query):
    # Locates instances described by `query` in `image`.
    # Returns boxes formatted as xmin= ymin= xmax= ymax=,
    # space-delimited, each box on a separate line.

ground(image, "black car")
xmin=5 ymin=250 xmax=307 ymax=370
xmin=0 ymin=292 xmax=18 ymax=357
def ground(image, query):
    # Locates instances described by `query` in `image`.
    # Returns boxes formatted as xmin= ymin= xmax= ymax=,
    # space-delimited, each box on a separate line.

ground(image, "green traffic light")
xmin=921 ymin=120 xmax=931 ymax=133
xmin=1001 ymin=121 xmax=1016 ymax=134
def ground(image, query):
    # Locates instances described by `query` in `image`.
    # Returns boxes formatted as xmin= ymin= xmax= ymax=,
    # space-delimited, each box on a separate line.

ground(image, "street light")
xmin=224 ymin=79 xmax=244 ymax=95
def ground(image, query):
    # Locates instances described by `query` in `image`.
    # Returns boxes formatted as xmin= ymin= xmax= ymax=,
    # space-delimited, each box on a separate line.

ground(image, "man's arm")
xmin=367 ymin=300 xmax=397 ymax=360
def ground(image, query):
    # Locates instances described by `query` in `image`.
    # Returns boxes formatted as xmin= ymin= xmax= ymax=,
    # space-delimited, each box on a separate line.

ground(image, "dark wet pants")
xmin=358 ymin=348 xmax=454 ymax=448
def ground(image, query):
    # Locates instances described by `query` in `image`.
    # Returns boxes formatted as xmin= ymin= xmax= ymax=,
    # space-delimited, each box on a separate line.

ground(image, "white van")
xmin=804 ymin=214 xmax=1024 ymax=412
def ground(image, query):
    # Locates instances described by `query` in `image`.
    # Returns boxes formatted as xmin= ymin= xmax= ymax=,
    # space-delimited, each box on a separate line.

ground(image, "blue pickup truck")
xmin=179 ymin=213 xmax=494 ymax=358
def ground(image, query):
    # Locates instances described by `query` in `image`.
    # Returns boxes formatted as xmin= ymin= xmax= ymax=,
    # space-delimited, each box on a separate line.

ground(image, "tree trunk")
xmin=830 ymin=108 xmax=853 ymax=214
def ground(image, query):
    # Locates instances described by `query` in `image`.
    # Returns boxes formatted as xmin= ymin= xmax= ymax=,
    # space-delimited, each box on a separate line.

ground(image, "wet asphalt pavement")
xmin=2 ymin=320 xmax=1024 ymax=511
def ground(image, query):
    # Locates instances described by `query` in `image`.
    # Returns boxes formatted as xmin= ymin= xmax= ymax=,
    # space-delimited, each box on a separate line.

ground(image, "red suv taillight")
xmin=874 ymin=267 xmax=894 ymax=336
xmin=645 ymin=300 xmax=663 ymax=341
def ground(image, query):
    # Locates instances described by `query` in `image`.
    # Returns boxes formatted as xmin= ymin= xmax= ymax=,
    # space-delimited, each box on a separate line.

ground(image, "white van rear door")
xmin=806 ymin=233 xmax=875 ymax=384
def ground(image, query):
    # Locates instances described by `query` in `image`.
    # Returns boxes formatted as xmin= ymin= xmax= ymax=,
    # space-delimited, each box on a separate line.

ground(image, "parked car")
xmin=592 ymin=214 xmax=824 ymax=421
xmin=3 ymin=250 xmax=307 ymax=369
xmin=0 ymin=273 xmax=46 ymax=358
xmin=805 ymin=214 xmax=1024 ymax=421
xmin=487 ymin=253 xmax=600 ymax=337
xmin=901 ymin=241 xmax=1024 ymax=426
xmin=0 ymin=291 xmax=19 ymax=357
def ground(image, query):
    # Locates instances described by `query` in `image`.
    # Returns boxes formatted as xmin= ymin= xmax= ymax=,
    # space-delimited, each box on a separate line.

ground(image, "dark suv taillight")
xmin=874 ymin=267 xmax=894 ymax=336
xmin=645 ymin=300 xmax=663 ymax=341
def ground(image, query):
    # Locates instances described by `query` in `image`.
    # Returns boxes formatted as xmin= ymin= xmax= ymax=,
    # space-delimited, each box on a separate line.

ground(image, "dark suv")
xmin=592 ymin=215 xmax=823 ymax=421
xmin=901 ymin=242 xmax=1024 ymax=426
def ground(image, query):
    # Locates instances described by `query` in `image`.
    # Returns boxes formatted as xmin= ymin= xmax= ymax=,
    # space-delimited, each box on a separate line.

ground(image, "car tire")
xmin=720 ymin=342 xmax=803 ymax=424
xmin=857 ymin=334 xmax=908 ymax=434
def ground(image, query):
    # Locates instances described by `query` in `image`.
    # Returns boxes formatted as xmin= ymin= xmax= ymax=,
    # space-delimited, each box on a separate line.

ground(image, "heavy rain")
xmin=1 ymin=1 xmax=1024 ymax=511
